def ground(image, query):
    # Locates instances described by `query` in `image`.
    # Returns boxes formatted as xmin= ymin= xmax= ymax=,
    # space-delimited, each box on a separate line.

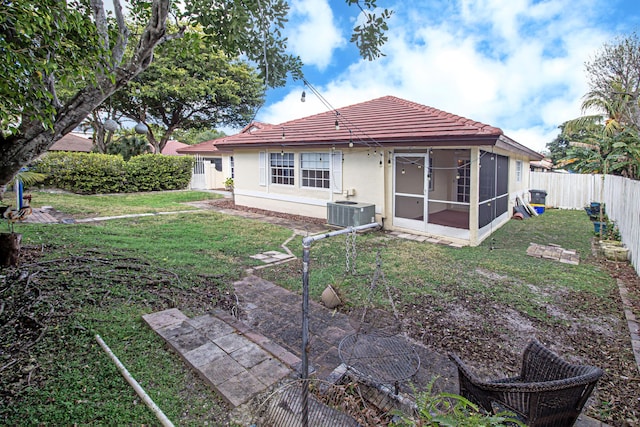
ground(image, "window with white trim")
xmin=300 ymin=152 xmax=330 ymax=189
xmin=270 ymin=152 xmax=295 ymax=185
xmin=515 ymin=160 xmax=523 ymax=182
xmin=457 ymin=158 xmax=471 ymax=203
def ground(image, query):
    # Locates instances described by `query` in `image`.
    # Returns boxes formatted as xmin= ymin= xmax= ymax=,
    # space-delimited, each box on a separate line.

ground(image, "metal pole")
xmin=301 ymin=241 xmax=311 ymax=427
xmin=95 ymin=335 xmax=174 ymax=427
xmin=299 ymin=222 xmax=380 ymax=427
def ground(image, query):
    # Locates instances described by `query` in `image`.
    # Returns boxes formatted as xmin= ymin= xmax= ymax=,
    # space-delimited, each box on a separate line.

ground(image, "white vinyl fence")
xmin=530 ymin=172 xmax=640 ymax=275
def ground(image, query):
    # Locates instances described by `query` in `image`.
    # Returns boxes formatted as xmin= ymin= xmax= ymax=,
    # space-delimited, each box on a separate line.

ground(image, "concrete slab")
xmin=213 ymin=333 xmax=252 ymax=354
xmin=160 ymin=323 xmax=210 ymax=353
xmin=230 ymin=342 xmax=269 ymax=368
xmin=187 ymin=315 xmax=235 ymax=339
xmin=527 ymin=242 xmax=580 ymax=264
xmin=216 ymin=370 xmax=266 ymax=407
xmin=144 ymin=307 xmax=298 ymax=408
xmin=249 ymin=357 xmax=291 ymax=387
xmin=184 ymin=341 xmax=226 ymax=368
xmin=142 ymin=308 xmax=188 ymax=330
xmin=201 ymin=355 xmax=246 ymax=386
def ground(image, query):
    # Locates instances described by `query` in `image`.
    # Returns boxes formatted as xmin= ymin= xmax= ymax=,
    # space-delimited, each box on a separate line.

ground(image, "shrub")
xmin=106 ymin=135 xmax=152 ymax=161
xmin=33 ymin=152 xmax=127 ymax=194
xmin=33 ymin=152 xmax=195 ymax=194
xmin=126 ymin=154 xmax=194 ymax=192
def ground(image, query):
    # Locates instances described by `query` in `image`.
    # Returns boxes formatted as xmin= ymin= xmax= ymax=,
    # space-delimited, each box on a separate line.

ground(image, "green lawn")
xmin=1 ymin=191 xmax=294 ymax=426
xmin=0 ymin=192 xmax=633 ymax=425
xmin=21 ymin=189 xmax=221 ymax=217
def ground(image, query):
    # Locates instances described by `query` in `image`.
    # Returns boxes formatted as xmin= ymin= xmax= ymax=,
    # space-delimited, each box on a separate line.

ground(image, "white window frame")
xmin=300 ymin=152 xmax=331 ymax=189
xmin=456 ymin=157 xmax=471 ymax=203
xmin=515 ymin=160 xmax=523 ymax=182
xmin=270 ymin=152 xmax=295 ymax=186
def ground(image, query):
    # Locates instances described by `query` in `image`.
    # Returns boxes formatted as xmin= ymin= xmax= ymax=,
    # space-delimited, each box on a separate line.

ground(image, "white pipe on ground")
xmin=95 ymin=334 xmax=175 ymax=427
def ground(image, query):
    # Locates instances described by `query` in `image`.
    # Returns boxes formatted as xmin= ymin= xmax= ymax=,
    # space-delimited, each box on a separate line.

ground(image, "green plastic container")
xmin=594 ymin=221 xmax=607 ymax=233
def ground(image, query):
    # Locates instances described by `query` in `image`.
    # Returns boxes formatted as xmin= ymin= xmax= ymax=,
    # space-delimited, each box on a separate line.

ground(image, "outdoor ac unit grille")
xmin=327 ymin=202 xmax=375 ymax=227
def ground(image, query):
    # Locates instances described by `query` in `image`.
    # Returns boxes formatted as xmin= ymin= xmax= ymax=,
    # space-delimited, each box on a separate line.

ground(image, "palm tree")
xmin=560 ymin=82 xmax=640 ymax=180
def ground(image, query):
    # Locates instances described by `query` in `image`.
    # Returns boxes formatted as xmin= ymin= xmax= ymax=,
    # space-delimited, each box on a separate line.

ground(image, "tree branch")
xmin=111 ymin=0 xmax=130 ymax=66
xmin=90 ymin=0 xmax=110 ymax=74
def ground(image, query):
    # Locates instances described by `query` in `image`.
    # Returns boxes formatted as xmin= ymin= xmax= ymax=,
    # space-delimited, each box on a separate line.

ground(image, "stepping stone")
xmin=250 ymin=250 xmax=294 ymax=264
xmin=526 ymin=243 xmax=580 ymax=264
xmin=143 ymin=308 xmax=294 ymax=407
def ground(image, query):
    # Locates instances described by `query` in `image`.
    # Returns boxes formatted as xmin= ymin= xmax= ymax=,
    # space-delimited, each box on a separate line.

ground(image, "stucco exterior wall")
xmin=507 ymin=151 xmax=533 ymax=204
xmin=341 ymin=150 xmax=385 ymax=211
xmin=233 ymin=148 xmax=385 ymax=219
xmin=230 ymin=145 xmax=534 ymax=247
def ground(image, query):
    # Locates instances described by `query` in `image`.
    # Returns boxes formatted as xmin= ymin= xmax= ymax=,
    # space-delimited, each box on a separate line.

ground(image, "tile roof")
xmin=216 ymin=96 xmax=504 ymax=148
xmin=176 ymin=139 xmax=224 ymax=155
xmin=182 ymin=96 xmax=543 ymax=159
xmin=49 ymin=133 xmax=93 ymax=152
xmin=175 ymin=122 xmax=273 ymax=155
xmin=161 ymin=140 xmax=189 ymax=155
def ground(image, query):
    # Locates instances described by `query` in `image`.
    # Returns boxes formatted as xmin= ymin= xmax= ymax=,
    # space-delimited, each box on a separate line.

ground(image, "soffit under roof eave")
xmin=219 ymin=135 xmax=502 ymax=150
xmin=495 ymin=136 xmax=544 ymax=160
xmin=177 ymin=151 xmax=225 ymax=156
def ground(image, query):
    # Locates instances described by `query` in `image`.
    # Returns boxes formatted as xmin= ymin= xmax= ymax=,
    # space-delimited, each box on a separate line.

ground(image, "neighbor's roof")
xmin=200 ymin=97 xmax=542 ymax=160
xmin=49 ymin=133 xmax=93 ymax=152
xmin=530 ymin=158 xmax=554 ymax=170
xmin=176 ymin=122 xmax=271 ymax=156
xmin=174 ymin=123 xmax=273 ymax=155
xmin=176 ymin=139 xmax=224 ymax=155
xmin=161 ymin=140 xmax=189 ymax=155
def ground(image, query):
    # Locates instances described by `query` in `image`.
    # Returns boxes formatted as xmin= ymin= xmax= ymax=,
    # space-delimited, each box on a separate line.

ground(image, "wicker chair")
xmin=449 ymin=339 xmax=604 ymax=427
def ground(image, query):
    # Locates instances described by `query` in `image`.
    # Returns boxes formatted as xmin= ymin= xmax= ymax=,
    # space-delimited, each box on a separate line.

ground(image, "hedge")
xmin=33 ymin=152 xmax=195 ymax=194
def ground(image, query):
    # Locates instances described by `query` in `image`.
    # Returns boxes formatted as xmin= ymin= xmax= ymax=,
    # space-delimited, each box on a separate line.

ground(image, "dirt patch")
xmin=0 ymin=247 xmax=237 ymax=424
xmin=396 ymin=258 xmax=640 ymax=425
xmin=208 ymin=198 xmax=327 ymax=225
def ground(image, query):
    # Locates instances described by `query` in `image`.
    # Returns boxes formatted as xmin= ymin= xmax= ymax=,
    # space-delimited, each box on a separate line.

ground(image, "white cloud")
xmin=286 ymin=0 xmax=346 ymax=70
xmin=258 ymin=0 xmax=622 ymax=154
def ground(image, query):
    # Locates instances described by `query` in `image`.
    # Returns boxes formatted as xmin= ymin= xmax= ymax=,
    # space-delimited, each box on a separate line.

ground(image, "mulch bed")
xmin=208 ymin=198 xmax=327 ymax=225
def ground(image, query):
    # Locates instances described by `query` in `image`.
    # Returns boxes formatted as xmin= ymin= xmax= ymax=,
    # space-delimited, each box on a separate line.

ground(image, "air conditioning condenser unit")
xmin=327 ymin=201 xmax=375 ymax=227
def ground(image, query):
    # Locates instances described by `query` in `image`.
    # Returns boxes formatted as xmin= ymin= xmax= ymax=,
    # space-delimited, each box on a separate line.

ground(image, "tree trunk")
xmin=0 ymin=0 xmax=174 ymax=196
xmin=0 ymin=232 xmax=22 ymax=266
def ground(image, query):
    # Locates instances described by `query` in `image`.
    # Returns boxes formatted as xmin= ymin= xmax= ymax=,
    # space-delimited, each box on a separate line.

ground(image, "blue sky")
xmin=254 ymin=0 xmax=640 ymax=154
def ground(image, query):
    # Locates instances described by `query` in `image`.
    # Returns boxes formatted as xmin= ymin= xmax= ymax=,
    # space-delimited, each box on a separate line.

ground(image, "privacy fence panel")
xmin=529 ymin=173 xmax=602 ymax=209
xmin=530 ymin=172 xmax=640 ymax=275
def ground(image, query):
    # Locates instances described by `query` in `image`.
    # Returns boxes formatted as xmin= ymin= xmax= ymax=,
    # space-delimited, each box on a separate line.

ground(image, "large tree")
xmin=0 ymin=0 xmax=392 ymax=194
xmin=554 ymin=32 xmax=640 ymax=179
xmin=172 ymin=128 xmax=227 ymax=145
xmin=108 ymin=30 xmax=264 ymax=154
xmin=583 ymin=32 xmax=640 ymax=128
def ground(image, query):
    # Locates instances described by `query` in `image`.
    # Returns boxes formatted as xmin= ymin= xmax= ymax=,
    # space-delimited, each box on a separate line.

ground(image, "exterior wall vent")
xmin=327 ymin=201 xmax=376 ymax=227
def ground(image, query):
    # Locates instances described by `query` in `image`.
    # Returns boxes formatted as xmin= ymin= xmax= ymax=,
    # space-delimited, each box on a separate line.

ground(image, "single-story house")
xmin=202 ymin=96 xmax=544 ymax=246
xmin=176 ymin=134 xmax=240 ymax=190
